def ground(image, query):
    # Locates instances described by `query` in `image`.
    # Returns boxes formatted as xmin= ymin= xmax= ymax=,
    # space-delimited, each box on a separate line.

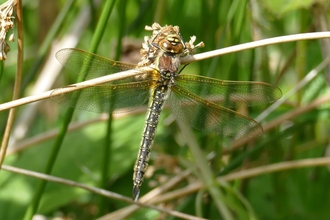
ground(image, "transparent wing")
xmin=56 ymin=48 xmax=141 ymax=80
xmin=174 ymin=74 xmax=282 ymax=107
xmin=169 ymin=75 xmax=281 ymax=138
xmin=51 ymin=81 xmax=154 ymax=113
xmin=169 ymin=85 xmax=261 ymax=138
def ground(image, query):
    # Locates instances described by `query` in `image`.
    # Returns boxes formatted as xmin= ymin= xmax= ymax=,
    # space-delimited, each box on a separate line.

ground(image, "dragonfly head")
xmin=158 ymin=32 xmax=185 ymax=55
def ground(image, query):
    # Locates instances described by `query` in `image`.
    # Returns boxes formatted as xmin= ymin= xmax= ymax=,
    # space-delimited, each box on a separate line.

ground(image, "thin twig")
xmin=99 ymin=170 xmax=193 ymax=220
xmin=229 ymin=93 xmax=330 ymax=151
xmin=220 ymin=157 xmax=330 ymax=181
xmin=181 ymin=32 xmax=330 ymax=63
xmin=0 ymin=164 xmax=206 ymax=220
xmin=137 ymin=157 xmax=330 ymax=203
xmin=255 ymin=55 xmax=330 ymax=123
xmin=0 ymin=67 xmax=151 ymax=111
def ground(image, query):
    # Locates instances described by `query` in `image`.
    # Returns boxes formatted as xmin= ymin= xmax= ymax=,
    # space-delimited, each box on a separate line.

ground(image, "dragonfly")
xmin=52 ymin=24 xmax=282 ymax=201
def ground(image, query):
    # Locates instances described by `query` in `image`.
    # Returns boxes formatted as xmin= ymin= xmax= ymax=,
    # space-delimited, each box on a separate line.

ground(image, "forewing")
xmin=169 ymin=84 xmax=263 ymax=138
xmin=56 ymin=48 xmax=151 ymax=82
xmin=175 ymin=74 xmax=282 ymax=108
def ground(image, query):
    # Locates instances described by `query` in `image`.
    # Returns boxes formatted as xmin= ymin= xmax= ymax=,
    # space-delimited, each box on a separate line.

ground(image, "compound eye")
xmin=160 ymin=41 xmax=171 ymax=50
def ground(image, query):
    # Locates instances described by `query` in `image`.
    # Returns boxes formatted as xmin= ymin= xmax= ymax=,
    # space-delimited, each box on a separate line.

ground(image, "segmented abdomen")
xmin=132 ymin=85 xmax=168 ymax=201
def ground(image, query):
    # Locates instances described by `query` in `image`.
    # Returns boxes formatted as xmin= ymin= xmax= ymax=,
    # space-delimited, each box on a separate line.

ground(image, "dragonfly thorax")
xmin=156 ymin=51 xmax=181 ymax=82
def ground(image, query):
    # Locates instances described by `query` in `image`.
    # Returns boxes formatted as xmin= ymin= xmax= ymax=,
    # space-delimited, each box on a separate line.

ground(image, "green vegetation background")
xmin=1 ymin=0 xmax=330 ymax=219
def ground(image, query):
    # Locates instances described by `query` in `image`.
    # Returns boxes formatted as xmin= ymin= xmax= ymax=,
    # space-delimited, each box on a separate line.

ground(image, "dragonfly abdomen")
xmin=133 ymin=85 xmax=168 ymax=201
